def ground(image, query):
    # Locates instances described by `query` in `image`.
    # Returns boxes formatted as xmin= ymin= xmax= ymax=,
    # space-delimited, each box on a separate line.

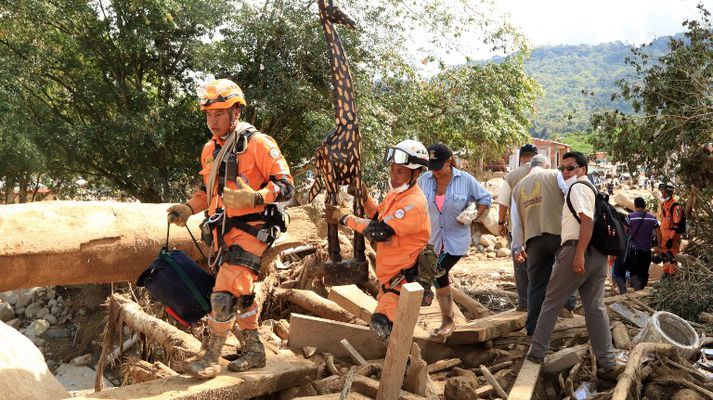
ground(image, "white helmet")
xmin=384 ymin=139 xmax=429 ymax=170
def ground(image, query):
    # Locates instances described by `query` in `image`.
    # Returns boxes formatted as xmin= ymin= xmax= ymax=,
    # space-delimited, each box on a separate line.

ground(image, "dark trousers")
xmin=526 ymin=233 xmax=576 ymax=335
xmin=627 ymin=249 xmax=652 ymax=290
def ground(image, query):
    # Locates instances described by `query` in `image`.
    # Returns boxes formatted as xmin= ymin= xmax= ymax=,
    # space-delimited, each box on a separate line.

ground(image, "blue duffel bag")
xmin=137 ymin=222 xmax=213 ymax=325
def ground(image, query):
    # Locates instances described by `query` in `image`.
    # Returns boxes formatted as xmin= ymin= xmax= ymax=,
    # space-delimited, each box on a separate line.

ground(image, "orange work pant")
xmin=213 ymin=263 xmax=259 ymax=330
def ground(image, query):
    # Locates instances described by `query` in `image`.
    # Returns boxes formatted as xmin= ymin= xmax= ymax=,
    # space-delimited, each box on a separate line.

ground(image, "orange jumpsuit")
xmin=186 ymin=131 xmax=292 ymax=330
xmin=344 ymin=184 xmax=430 ymax=321
xmin=660 ymin=197 xmax=683 ymax=275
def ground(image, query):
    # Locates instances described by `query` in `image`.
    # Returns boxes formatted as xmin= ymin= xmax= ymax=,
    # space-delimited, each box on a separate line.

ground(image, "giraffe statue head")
xmin=321 ymin=0 xmax=356 ymax=28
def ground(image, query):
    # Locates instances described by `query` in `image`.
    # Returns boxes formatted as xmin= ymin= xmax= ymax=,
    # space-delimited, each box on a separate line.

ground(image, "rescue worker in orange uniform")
xmin=659 ymin=182 xmax=685 ymax=275
xmin=167 ymin=79 xmax=294 ymax=378
xmin=325 ymin=139 xmax=430 ymax=340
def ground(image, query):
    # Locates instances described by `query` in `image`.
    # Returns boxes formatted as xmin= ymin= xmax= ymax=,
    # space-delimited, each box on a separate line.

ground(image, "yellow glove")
xmin=167 ymin=203 xmax=193 ymax=227
xmin=223 ymin=178 xmax=264 ymax=209
xmin=325 ymin=203 xmax=353 ymax=225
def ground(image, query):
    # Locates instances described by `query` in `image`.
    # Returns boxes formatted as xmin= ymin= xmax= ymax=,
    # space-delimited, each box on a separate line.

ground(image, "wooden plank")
xmin=508 ymin=359 xmax=541 ymax=400
xmin=609 ymin=302 xmax=649 ymax=328
xmin=377 ymin=282 xmax=424 ymax=400
xmin=479 ymin=365 xmax=509 ymax=399
xmin=447 ymin=309 xmax=527 ymax=344
xmin=294 ymin=394 xmax=371 ymax=400
xmin=329 ymin=285 xmax=378 ymax=323
xmin=542 ymin=344 xmax=588 ymax=373
xmin=352 ymin=375 xmax=425 ymax=400
xmin=69 ymin=356 xmax=317 ymax=400
xmin=340 ymin=339 xmax=368 ymax=366
xmin=426 ymin=358 xmax=462 ymax=374
xmin=288 ymin=313 xmax=387 ymax=360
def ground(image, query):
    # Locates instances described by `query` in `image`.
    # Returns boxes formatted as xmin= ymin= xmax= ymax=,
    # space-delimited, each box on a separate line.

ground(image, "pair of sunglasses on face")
xmin=557 ymin=165 xmax=581 ymax=172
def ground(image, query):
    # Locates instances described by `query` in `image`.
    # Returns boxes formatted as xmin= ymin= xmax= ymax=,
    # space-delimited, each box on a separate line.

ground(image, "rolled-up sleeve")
xmin=497 ymin=181 xmax=512 ymax=207
xmin=470 ymin=177 xmax=492 ymax=206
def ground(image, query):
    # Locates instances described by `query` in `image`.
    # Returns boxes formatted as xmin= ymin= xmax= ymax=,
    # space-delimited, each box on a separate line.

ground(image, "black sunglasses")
xmin=558 ymin=165 xmax=580 ymax=172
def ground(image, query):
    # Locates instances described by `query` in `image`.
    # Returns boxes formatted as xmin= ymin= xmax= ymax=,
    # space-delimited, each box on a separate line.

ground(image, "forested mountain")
xmin=481 ymin=35 xmax=677 ymax=139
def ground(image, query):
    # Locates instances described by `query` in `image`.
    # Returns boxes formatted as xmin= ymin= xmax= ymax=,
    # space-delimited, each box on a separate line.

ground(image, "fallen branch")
xmin=612 ymin=343 xmax=677 ymax=400
xmin=480 ymin=364 xmax=508 ymax=399
xmin=611 ymin=321 xmax=633 ymax=350
xmin=452 ymin=287 xmax=494 ymax=319
xmin=652 ymin=377 xmax=713 ymax=398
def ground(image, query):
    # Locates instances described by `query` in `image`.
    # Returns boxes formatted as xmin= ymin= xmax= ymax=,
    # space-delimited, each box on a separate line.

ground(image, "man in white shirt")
xmin=525 ymin=152 xmax=621 ymax=380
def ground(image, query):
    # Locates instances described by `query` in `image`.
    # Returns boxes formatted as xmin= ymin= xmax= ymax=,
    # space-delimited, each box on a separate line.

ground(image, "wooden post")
xmin=376 ymin=282 xmax=424 ymax=400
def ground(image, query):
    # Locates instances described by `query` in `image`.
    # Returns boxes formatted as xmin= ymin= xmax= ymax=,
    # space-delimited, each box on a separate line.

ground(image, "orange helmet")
xmin=197 ymin=79 xmax=247 ymax=111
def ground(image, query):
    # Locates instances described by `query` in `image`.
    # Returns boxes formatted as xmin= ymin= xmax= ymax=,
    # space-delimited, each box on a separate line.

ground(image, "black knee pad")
xmin=237 ymin=293 xmax=255 ymax=311
xmin=370 ymin=313 xmax=393 ymax=341
xmin=210 ymin=291 xmax=237 ymax=321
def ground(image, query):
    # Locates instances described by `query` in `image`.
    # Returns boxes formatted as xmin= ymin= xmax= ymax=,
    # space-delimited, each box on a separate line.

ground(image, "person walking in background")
xmin=612 ymin=197 xmax=661 ymax=293
xmin=497 ymin=143 xmax=538 ymax=311
xmin=418 ymin=143 xmax=492 ymax=338
xmin=526 ymin=151 xmax=622 ymax=381
xmin=659 ymin=182 xmax=686 ymax=275
xmin=510 ymin=154 xmax=576 ymax=335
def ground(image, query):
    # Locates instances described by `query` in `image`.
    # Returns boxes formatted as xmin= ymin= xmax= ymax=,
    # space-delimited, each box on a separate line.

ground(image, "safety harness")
xmin=200 ymin=122 xmax=289 ymax=273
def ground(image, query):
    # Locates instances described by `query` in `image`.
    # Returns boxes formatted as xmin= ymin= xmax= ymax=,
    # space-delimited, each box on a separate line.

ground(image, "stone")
xmin=0 ymin=302 xmax=15 ymax=322
xmin=45 ymin=314 xmax=58 ymax=325
xmin=6 ymin=318 xmax=22 ymax=330
xmin=476 ymin=245 xmax=485 ymax=253
xmin=487 ymin=252 xmax=496 ymax=259
xmin=48 ymin=299 xmax=57 ymax=308
xmin=36 ymin=307 xmax=50 ymax=319
xmin=0 ymin=291 xmax=19 ymax=306
xmin=444 ymin=376 xmax=480 ymax=400
xmin=58 ymin=316 xmax=70 ymax=325
xmin=45 ymin=327 xmax=71 ymax=339
xmin=56 ymin=296 xmax=64 ymax=303
xmin=51 ymin=304 xmax=62 ymax=316
xmin=46 ymin=288 xmax=56 ymax=300
xmin=56 ymin=363 xmax=113 ymax=392
xmin=29 ymin=335 xmax=46 ymax=346
xmin=70 ymin=353 xmax=92 ymax=367
xmin=15 ymin=291 xmax=32 ymax=309
xmin=497 ymin=248 xmax=511 ymax=258
xmin=478 ymin=205 xmax=500 ymax=236
xmin=26 ymin=319 xmax=51 ymax=337
xmin=24 ymin=302 xmax=42 ymax=319
xmin=495 ymin=240 xmax=505 ymax=250
xmin=479 ymin=234 xmax=497 ymax=248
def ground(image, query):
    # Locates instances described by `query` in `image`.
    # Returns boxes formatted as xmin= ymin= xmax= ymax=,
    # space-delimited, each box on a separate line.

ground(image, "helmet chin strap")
xmin=219 ymin=108 xmax=239 ymax=140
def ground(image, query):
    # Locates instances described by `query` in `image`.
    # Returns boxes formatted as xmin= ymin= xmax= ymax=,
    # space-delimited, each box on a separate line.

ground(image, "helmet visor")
xmin=384 ymin=147 xmax=427 ymax=167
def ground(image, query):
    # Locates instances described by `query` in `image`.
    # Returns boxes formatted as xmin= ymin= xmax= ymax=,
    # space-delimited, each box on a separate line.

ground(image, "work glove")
xmin=167 ymin=203 xmax=193 ymax=227
xmin=347 ymin=182 xmax=369 ymax=202
xmin=665 ymin=238 xmax=673 ymax=249
xmin=324 ymin=203 xmax=353 ymax=225
xmin=223 ymin=178 xmax=263 ymax=209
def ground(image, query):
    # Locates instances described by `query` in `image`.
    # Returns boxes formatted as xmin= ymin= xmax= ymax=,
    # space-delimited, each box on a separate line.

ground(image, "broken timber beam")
xmin=328 ymin=285 xmax=378 ymax=323
xmin=377 ymin=282 xmax=424 ymax=400
xmin=542 ymin=344 xmax=588 ymax=373
xmin=447 ymin=309 xmax=526 ymax=344
xmin=72 ymin=356 xmax=317 ymax=400
xmin=451 ymin=287 xmax=493 ymax=319
xmin=609 ymin=302 xmax=649 ymax=328
xmin=275 ymin=288 xmax=362 ymax=324
xmin=288 ymin=313 xmax=387 ymax=360
xmin=340 ymin=339 xmax=368 ymax=366
xmin=508 ymin=359 xmax=541 ymax=400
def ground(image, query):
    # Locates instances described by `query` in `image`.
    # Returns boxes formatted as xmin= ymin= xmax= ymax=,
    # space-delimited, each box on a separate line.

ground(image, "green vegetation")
xmin=0 ymin=0 xmax=538 ymax=202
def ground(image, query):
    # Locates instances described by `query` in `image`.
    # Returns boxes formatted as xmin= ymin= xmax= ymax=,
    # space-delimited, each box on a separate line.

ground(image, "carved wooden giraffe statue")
xmin=307 ymin=0 xmax=367 ymax=283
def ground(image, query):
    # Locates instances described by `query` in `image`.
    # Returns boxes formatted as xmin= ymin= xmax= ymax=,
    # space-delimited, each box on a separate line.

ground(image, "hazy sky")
xmin=498 ymin=0 xmax=712 ymax=47
xmin=419 ymin=0 xmax=712 ymax=68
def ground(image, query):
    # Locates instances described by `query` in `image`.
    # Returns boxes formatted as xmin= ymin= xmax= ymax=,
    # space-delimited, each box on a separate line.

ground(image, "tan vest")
xmin=504 ymin=164 xmax=530 ymax=191
xmin=513 ymin=169 xmax=564 ymax=243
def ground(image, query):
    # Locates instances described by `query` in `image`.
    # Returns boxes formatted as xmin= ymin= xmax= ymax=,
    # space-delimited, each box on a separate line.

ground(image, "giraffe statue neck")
xmin=318 ymin=0 xmax=358 ymax=129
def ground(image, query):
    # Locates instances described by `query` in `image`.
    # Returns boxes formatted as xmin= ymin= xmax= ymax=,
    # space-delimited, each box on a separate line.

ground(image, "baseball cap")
xmin=520 ymin=144 xmax=538 ymax=156
xmin=664 ymin=182 xmax=675 ymax=191
xmin=427 ymin=143 xmax=453 ymax=171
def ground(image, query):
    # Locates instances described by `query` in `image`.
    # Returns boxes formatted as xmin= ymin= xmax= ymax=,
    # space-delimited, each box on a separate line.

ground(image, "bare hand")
xmin=572 ymin=251 xmax=586 ymax=275
xmin=515 ymin=250 xmax=527 ymax=264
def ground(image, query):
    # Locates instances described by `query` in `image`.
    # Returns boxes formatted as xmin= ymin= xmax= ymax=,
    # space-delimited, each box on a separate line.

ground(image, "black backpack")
xmin=566 ymin=181 xmax=627 ymax=256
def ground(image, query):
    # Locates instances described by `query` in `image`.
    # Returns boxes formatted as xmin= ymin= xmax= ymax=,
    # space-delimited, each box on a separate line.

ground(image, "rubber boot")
xmin=433 ymin=294 xmax=455 ymax=339
xmin=186 ymin=333 xmax=227 ymax=379
xmin=370 ymin=313 xmax=393 ymax=342
xmin=228 ymin=329 xmax=266 ymax=372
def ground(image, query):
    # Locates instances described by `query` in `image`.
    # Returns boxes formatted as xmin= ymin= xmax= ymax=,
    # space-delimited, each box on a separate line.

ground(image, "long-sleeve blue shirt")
xmin=418 ymin=167 xmax=492 ymax=256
